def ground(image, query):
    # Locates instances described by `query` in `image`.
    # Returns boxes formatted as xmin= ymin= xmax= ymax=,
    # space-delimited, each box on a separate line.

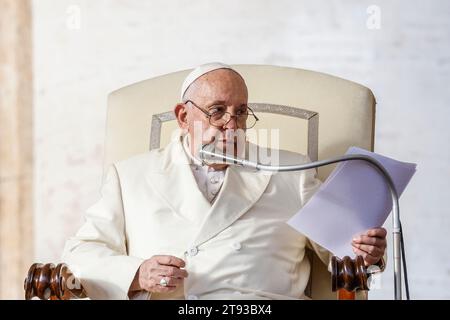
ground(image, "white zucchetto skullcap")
xmin=180 ymin=62 xmax=237 ymax=100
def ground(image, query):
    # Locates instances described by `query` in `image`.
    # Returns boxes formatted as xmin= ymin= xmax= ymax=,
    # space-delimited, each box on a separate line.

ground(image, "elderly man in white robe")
xmin=63 ymin=62 xmax=387 ymax=300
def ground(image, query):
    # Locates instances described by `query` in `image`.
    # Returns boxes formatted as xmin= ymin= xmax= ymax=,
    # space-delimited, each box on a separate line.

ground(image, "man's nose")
xmin=224 ymin=116 xmax=238 ymax=130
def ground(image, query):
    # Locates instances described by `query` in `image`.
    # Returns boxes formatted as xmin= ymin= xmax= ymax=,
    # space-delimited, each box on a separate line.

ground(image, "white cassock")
xmin=62 ymin=134 xmax=332 ymax=300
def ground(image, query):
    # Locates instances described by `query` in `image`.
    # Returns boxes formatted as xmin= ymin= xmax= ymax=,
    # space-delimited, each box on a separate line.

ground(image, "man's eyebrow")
xmin=206 ymin=101 xmax=248 ymax=108
xmin=206 ymin=100 xmax=226 ymax=107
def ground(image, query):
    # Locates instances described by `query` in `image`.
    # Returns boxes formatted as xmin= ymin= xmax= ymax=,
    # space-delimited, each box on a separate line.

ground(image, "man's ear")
xmin=174 ymin=103 xmax=189 ymax=132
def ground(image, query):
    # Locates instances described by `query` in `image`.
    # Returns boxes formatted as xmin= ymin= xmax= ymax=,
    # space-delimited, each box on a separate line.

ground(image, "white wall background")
xmin=32 ymin=0 xmax=450 ymax=299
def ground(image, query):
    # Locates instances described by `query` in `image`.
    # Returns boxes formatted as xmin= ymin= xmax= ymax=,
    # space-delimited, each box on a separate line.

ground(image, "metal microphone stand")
xmin=200 ymin=144 xmax=408 ymax=300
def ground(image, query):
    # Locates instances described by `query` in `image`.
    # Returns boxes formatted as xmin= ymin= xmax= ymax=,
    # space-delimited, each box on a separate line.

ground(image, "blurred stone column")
xmin=0 ymin=0 xmax=33 ymax=299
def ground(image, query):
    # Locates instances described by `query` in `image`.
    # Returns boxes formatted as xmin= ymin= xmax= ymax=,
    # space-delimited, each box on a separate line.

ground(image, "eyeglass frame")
xmin=183 ymin=99 xmax=259 ymax=129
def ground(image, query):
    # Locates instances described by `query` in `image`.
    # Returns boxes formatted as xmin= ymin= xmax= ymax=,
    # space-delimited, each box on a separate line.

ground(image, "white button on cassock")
xmin=210 ymin=176 xmax=220 ymax=184
xmin=231 ymin=242 xmax=242 ymax=251
xmin=188 ymin=246 xmax=198 ymax=256
xmin=187 ymin=294 xmax=198 ymax=300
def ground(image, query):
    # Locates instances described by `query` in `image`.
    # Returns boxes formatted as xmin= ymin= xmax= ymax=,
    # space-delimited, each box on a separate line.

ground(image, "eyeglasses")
xmin=184 ymin=100 xmax=259 ymax=129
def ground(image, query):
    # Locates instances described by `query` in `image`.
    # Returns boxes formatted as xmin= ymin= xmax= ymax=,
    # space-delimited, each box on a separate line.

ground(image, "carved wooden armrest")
xmin=332 ymin=255 xmax=371 ymax=299
xmin=24 ymin=263 xmax=87 ymax=300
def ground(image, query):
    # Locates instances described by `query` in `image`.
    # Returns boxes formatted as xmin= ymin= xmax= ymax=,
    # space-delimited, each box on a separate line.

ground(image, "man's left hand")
xmin=351 ymin=227 xmax=387 ymax=266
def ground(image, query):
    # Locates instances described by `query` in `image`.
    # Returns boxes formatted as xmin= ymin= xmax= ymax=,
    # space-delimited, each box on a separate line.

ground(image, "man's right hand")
xmin=130 ymin=255 xmax=188 ymax=293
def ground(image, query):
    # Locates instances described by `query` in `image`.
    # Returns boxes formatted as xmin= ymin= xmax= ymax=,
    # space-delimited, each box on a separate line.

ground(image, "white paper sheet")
xmin=287 ymin=146 xmax=417 ymax=258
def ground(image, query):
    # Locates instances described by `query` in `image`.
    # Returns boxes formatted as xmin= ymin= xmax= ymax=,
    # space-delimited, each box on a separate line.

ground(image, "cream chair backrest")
xmin=105 ymin=65 xmax=376 ymax=299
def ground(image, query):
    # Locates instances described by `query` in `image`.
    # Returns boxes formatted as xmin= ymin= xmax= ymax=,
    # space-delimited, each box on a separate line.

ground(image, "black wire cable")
xmin=400 ymin=222 xmax=410 ymax=299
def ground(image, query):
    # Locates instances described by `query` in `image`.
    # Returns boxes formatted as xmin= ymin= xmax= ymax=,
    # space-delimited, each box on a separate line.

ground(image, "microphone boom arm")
xmin=200 ymin=146 xmax=408 ymax=300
